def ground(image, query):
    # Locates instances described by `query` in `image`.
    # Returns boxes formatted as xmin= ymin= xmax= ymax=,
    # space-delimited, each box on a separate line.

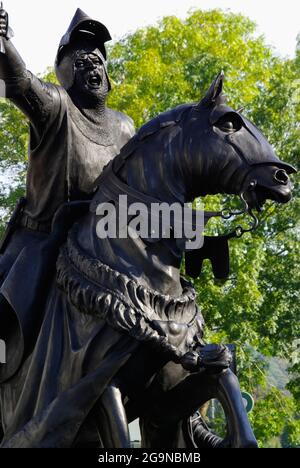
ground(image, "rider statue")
xmin=0 ymin=8 xmax=134 ymax=383
xmin=0 ymin=5 xmax=134 ymax=261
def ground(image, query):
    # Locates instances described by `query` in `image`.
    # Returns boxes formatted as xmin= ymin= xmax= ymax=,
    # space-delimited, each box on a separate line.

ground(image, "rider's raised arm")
xmin=0 ymin=8 xmax=58 ymax=139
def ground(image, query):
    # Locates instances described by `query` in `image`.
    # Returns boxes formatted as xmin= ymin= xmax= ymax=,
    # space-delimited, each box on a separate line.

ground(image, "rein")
xmin=222 ymin=188 xmax=259 ymax=239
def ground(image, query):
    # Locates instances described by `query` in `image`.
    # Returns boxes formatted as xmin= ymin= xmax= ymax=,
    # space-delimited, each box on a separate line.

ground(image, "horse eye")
xmin=220 ymin=121 xmax=234 ymax=131
xmin=215 ymin=114 xmax=242 ymax=133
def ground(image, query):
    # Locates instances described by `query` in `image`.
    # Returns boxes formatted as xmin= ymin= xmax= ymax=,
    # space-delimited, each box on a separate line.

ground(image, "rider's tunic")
xmin=0 ymin=71 xmax=134 ymax=383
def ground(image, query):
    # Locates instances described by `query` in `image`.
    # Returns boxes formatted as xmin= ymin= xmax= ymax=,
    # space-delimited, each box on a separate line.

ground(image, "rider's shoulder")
xmin=50 ymin=84 xmax=68 ymax=104
xmin=108 ymin=108 xmax=135 ymax=138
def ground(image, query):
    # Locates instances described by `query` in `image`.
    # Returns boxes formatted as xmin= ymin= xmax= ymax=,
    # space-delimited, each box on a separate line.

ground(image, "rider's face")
xmin=73 ymin=48 xmax=107 ymax=97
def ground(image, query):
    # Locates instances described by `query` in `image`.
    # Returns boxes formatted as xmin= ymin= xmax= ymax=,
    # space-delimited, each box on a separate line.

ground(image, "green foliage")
xmin=287 ymin=361 xmax=300 ymax=412
xmin=0 ymin=8 xmax=299 ymax=447
xmin=107 ymin=10 xmax=274 ymax=126
xmin=249 ymin=388 xmax=300 ymax=447
xmin=0 ymin=98 xmax=28 ymax=235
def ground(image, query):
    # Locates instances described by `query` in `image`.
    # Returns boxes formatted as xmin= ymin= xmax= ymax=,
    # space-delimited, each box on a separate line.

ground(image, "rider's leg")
xmin=94 ymin=381 xmax=131 ymax=448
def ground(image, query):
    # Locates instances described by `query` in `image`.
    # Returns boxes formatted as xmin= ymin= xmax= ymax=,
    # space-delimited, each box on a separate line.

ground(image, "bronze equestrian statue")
xmin=0 ymin=63 xmax=296 ymax=447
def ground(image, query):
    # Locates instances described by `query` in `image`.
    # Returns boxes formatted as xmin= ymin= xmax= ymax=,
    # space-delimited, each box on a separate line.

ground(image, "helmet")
xmin=55 ymin=8 xmax=112 ymax=90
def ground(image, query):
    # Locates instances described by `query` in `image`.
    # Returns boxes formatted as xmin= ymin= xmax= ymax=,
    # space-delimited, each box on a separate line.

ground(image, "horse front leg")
xmin=214 ymin=369 xmax=257 ymax=448
xmin=93 ymin=381 xmax=131 ymax=448
xmin=141 ymin=367 xmax=257 ymax=448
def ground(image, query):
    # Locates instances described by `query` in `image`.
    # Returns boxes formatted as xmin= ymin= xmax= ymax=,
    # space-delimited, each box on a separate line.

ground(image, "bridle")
xmin=221 ymin=180 xmax=259 ymax=239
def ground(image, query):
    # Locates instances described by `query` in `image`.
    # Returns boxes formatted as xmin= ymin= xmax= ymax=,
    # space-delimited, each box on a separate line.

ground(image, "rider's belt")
xmin=18 ymin=213 xmax=51 ymax=234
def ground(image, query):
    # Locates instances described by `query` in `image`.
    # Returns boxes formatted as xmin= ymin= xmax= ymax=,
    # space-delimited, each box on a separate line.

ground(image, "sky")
xmin=3 ymin=0 xmax=300 ymax=74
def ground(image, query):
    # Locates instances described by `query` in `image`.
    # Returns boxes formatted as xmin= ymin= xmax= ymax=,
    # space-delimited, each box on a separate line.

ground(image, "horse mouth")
xmin=246 ymin=184 xmax=292 ymax=210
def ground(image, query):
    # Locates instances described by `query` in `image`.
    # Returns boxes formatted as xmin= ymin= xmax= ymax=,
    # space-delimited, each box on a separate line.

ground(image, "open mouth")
xmin=87 ymin=74 xmax=101 ymax=88
xmin=258 ymin=185 xmax=292 ymax=204
xmin=245 ymin=185 xmax=292 ymax=211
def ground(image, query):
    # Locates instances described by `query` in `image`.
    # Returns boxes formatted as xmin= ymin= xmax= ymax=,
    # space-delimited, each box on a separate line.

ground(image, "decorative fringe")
xmin=56 ymin=227 xmax=204 ymax=362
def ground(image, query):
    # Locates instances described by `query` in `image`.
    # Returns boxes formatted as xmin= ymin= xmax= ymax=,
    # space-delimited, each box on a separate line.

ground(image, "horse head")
xmin=75 ymin=72 xmax=296 ymax=294
xmin=185 ymin=72 xmax=296 ymax=208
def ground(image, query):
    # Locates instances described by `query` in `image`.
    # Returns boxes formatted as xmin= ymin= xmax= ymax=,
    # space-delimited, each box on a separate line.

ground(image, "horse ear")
xmin=200 ymin=71 xmax=224 ymax=106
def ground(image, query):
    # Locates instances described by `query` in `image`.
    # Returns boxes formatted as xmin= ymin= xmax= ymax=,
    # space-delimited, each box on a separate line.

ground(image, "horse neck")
xmin=105 ymin=130 xmax=188 ymax=296
xmin=118 ymin=127 xmax=187 ymax=204
xmin=118 ymin=124 xmax=220 ymax=203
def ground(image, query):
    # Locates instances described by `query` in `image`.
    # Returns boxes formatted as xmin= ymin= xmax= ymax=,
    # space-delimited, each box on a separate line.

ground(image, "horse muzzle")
xmin=242 ymin=166 xmax=294 ymax=210
xmin=254 ymin=181 xmax=292 ymax=206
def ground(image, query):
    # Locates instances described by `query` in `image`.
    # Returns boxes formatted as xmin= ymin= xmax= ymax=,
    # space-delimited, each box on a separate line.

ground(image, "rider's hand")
xmin=0 ymin=8 xmax=8 ymax=38
xmin=180 ymin=345 xmax=232 ymax=373
xmin=199 ymin=344 xmax=232 ymax=373
xmin=180 ymin=351 xmax=200 ymax=371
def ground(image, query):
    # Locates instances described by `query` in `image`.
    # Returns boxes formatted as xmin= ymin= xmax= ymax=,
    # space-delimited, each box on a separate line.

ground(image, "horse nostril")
xmin=274 ymin=169 xmax=289 ymax=185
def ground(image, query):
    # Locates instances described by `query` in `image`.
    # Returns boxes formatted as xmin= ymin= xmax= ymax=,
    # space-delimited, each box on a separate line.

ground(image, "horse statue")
xmin=0 ymin=72 xmax=295 ymax=448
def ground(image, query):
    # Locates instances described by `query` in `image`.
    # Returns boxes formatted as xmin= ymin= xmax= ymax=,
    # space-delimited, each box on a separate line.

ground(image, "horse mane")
xmin=136 ymin=104 xmax=192 ymax=140
xmin=112 ymin=103 xmax=194 ymax=174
